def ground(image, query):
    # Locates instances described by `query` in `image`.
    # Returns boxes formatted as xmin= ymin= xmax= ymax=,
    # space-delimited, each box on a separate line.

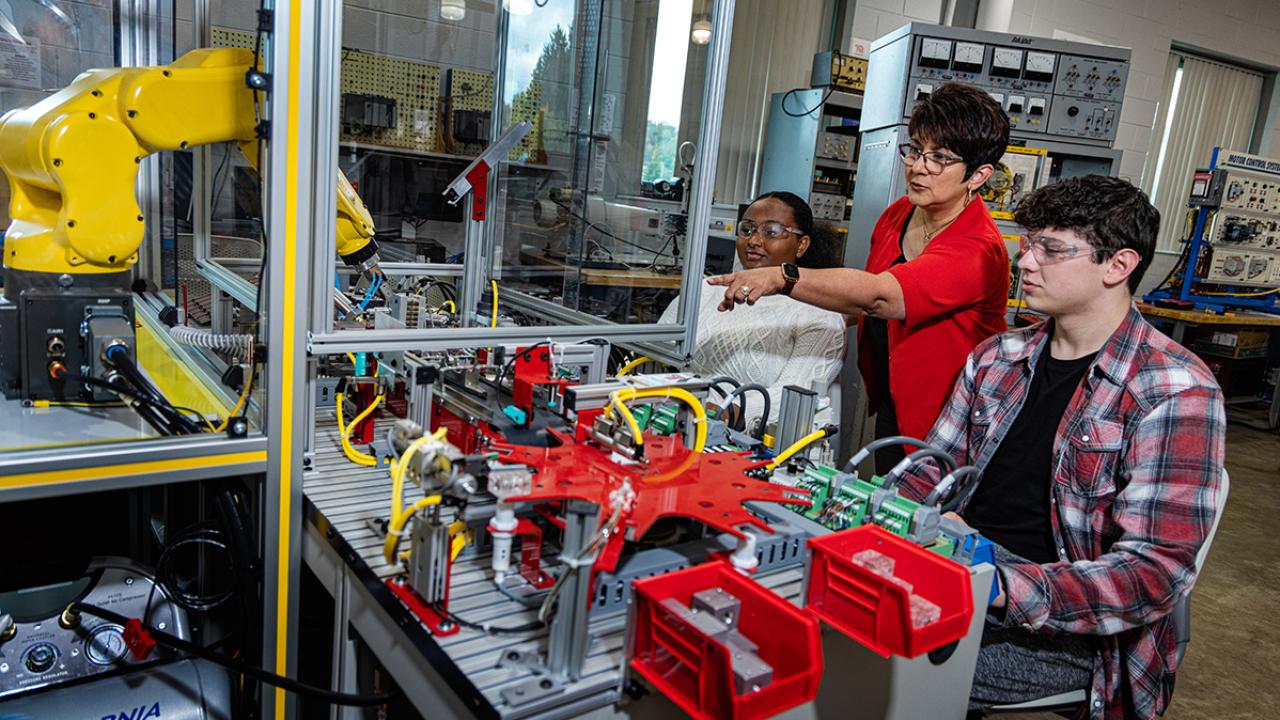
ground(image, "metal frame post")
xmin=192 ymin=0 xmax=213 ymax=291
xmin=547 ymin=500 xmax=599 ymax=681
xmin=459 ymin=195 xmax=486 ymax=328
xmin=120 ymin=0 xmax=166 ymax=287
xmin=329 ymin=567 xmax=361 ymax=720
xmin=261 ymin=0 xmax=324 ymax=716
xmin=675 ymin=0 xmax=736 ymax=361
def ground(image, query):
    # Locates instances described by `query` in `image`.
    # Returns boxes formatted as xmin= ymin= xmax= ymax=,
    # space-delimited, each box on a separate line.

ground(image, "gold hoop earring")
xmin=966 ymin=186 xmax=974 ymax=203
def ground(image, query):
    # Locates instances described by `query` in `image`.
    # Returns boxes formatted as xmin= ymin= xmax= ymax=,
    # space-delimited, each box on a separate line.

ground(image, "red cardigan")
xmin=857 ymin=196 xmax=1009 ymax=439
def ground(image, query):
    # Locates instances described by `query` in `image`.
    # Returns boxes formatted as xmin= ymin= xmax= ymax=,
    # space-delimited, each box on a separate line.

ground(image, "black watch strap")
xmin=780 ymin=262 xmax=800 ymax=295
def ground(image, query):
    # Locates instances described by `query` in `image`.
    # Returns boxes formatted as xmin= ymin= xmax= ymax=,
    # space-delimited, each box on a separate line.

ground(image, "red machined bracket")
xmin=351 ymin=382 xmax=378 ymax=444
xmin=385 ymin=576 xmax=461 ymax=638
xmin=532 ymin=502 xmax=565 ymax=530
xmin=465 ymin=161 xmax=491 ymax=221
xmin=492 ymin=431 xmax=803 ymax=575
xmin=514 ymin=517 xmax=556 ymax=589
xmin=573 ymin=407 xmax=606 ymax=444
xmin=431 ymin=401 xmax=481 ymax=454
xmin=122 ymin=618 xmax=156 ymax=661
xmin=511 ymin=344 xmax=574 ymax=420
xmin=386 ymin=378 xmax=409 ymax=418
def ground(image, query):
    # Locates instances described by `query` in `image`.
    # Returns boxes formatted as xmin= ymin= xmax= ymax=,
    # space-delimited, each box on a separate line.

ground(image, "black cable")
xmin=707 ymin=376 xmax=747 ymax=428
xmin=882 ymin=447 xmax=958 ymax=490
xmin=431 ymin=602 xmax=545 ymax=636
xmin=70 ymin=602 xmax=395 ymax=708
xmin=102 ymin=347 xmax=206 ymax=434
xmin=250 ymin=0 xmax=270 ymax=350
xmin=643 ymin=233 xmax=678 ymax=270
xmin=102 ymin=346 xmax=176 ymax=408
xmin=1151 ymin=242 xmax=1191 ymax=294
xmin=844 ymin=435 xmax=934 ymax=473
xmin=780 ymin=86 xmax=835 ymax=118
xmin=416 ymin=279 xmax=457 ymax=304
xmin=172 ymin=405 xmax=214 ymax=428
xmin=720 ymin=383 xmax=770 ymax=436
xmin=64 ymin=373 xmax=186 ymax=436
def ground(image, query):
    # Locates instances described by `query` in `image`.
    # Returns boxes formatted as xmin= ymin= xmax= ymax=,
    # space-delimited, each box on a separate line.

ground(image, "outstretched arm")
xmin=707 ymin=266 xmax=906 ymax=320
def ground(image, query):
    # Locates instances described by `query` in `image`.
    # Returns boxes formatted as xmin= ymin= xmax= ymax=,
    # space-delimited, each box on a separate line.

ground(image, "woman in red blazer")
xmin=711 ymin=83 xmax=1010 ymax=474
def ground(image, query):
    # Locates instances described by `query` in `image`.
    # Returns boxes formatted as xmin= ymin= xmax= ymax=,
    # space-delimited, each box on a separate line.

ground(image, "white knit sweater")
xmin=659 ymin=281 xmax=847 ymax=427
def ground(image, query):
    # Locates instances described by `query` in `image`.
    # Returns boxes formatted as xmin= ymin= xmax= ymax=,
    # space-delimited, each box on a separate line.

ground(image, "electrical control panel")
xmin=816 ymin=131 xmax=855 ymax=162
xmin=1047 ymin=96 xmax=1118 ymax=141
xmin=1211 ymin=212 xmax=1280 ymax=251
xmin=1054 ymin=56 xmax=1128 ymax=102
xmin=1204 ymin=248 xmax=1280 ymax=286
xmin=1146 ymin=149 xmax=1280 ymax=310
xmin=1198 ymin=166 xmax=1280 ymax=287
xmin=812 ymin=50 xmax=868 ymax=93
xmin=1221 ymin=173 xmax=1280 ymax=214
xmin=810 ymin=192 xmax=847 ymax=221
xmin=896 ymin=28 xmax=1129 ymax=146
xmin=1003 ymin=93 xmax=1051 ymax=133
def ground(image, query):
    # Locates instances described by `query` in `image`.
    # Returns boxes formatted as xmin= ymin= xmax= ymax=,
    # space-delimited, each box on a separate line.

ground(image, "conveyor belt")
xmin=303 ymin=416 xmax=806 ymax=719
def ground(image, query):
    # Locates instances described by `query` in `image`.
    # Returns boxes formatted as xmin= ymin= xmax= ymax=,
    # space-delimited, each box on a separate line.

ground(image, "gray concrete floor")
xmin=1003 ymin=422 xmax=1279 ymax=719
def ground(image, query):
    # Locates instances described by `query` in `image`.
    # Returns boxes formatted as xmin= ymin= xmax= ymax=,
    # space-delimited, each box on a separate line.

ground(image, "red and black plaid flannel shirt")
xmin=898 ymin=306 xmax=1226 ymax=719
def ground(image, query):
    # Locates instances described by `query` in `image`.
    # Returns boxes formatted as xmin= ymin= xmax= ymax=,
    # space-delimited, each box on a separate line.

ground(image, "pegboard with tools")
xmin=214 ymin=27 xmax=545 ymax=162
xmin=339 ymin=49 xmax=441 ymax=151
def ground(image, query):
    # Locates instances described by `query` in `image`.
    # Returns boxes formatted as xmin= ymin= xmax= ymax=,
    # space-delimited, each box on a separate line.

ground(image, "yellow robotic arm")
xmin=0 ymin=47 xmax=379 ymax=279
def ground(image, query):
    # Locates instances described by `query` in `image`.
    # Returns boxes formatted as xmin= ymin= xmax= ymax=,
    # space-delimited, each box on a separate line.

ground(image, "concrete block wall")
xmin=998 ymin=0 xmax=1280 ymax=188
xmin=849 ymin=0 xmax=1280 ymax=186
xmin=847 ymin=0 xmax=1280 ymax=291
xmin=0 ymin=0 xmax=115 ymax=226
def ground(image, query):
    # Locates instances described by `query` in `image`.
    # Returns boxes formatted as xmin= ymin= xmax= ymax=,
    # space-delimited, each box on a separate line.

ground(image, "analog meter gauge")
xmin=992 ymin=47 xmax=1024 ymax=78
xmin=953 ymin=42 xmax=985 ymax=72
xmin=1024 ymin=51 xmax=1055 ymax=81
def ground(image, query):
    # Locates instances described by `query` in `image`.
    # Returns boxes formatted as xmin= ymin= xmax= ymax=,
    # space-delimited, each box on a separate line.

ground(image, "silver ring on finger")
xmin=740 ymin=285 xmax=751 ymax=298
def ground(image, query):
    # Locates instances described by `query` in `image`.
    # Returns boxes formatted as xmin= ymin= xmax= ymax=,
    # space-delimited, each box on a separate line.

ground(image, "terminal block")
xmin=630 ymin=402 xmax=681 ymax=436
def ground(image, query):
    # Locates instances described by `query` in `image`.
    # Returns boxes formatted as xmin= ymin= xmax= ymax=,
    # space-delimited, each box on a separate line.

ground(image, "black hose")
xmin=844 ymin=435 xmax=933 ymax=473
xmin=925 ymin=466 xmax=982 ymax=509
xmin=939 ymin=467 xmax=985 ymax=514
xmin=98 ymin=346 xmax=206 ymax=434
xmin=719 ymin=383 xmax=770 ymax=436
xmin=66 ymin=372 xmax=185 ymax=436
xmin=71 ymin=602 xmax=396 ymax=707
xmin=882 ymin=447 xmax=958 ymax=490
xmin=431 ymin=602 xmax=545 ymax=636
xmin=707 ymin=376 xmax=746 ymax=425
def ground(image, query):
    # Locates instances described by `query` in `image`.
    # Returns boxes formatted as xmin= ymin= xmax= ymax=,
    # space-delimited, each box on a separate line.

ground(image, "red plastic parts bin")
xmin=805 ymin=524 xmax=973 ymax=658
xmin=629 ymin=562 xmax=823 ymax=720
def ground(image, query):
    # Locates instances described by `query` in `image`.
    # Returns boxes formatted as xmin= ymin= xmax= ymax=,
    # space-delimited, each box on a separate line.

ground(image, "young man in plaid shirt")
xmin=894 ymin=175 xmax=1226 ymax=719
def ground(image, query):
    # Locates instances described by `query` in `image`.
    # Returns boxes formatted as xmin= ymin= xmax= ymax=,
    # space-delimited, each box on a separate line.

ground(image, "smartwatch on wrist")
xmin=780 ymin=262 xmax=800 ymax=295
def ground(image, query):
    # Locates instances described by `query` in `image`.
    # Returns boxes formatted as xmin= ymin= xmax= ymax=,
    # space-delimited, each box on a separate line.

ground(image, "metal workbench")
xmin=302 ymin=415 xmax=811 ymax=719
xmin=302 ymin=416 xmax=992 ymax=720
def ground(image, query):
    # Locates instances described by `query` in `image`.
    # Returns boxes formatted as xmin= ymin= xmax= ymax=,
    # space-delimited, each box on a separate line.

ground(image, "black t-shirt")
xmin=866 ymin=212 xmax=910 ymax=475
xmin=965 ymin=347 xmax=1098 ymax=564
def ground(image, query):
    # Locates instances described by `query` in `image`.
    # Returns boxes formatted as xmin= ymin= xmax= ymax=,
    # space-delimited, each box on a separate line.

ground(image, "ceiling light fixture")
xmin=691 ymin=18 xmax=711 ymax=45
xmin=441 ymin=0 xmax=465 ymax=21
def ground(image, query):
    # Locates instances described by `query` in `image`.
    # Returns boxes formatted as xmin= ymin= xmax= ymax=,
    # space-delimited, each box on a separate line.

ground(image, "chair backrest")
xmin=1174 ymin=468 xmax=1230 ymax=665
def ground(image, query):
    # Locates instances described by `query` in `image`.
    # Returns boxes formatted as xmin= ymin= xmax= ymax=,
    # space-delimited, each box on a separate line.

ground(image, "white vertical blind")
xmin=713 ymin=0 xmax=832 ymax=205
xmin=1144 ymin=52 xmax=1264 ymax=252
